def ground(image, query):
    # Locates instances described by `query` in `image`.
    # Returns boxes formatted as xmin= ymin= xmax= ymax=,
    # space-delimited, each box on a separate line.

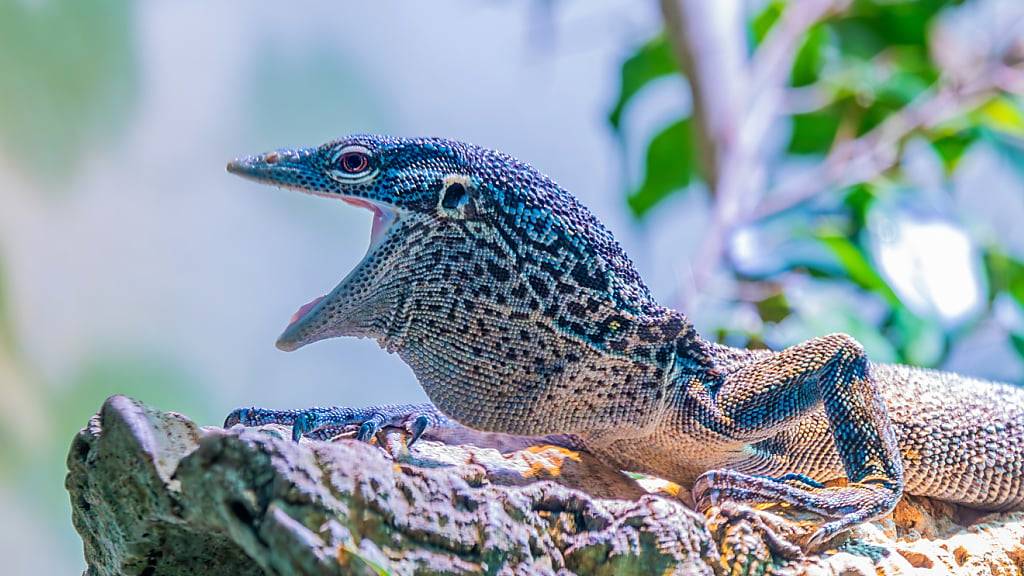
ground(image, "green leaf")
xmin=886 ymin=307 xmax=946 ymax=366
xmin=790 ymin=55 xmax=934 ymax=148
xmin=1010 ymin=333 xmax=1024 ymax=360
xmin=973 ymin=97 xmax=1024 ymax=139
xmin=750 ymin=0 xmax=785 ymax=46
xmin=755 ymin=291 xmax=791 ymax=324
xmin=821 ymin=5 xmax=942 ymax=137
xmin=791 ymin=24 xmax=830 ymax=87
xmin=608 ymin=35 xmax=678 ymax=132
xmin=829 ymin=19 xmax=886 ymax=60
xmin=923 ymin=97 xmax=1022 ymax=174
xmin=842 ymin=183 xmax=879 ymax=232
xmin=873 ymin=69 xmax=931 ymax=107
xmin=817 ymin=232 xmax=901 ymax=306
xmin=930 ymin=129 xmax=977 ymax=174
xmin=788 ymin=107 xmax=842 ymax=155
xmin=849 ymin=66 xmax=933 ymax=135
xmin=984 ymin=250 xmax=1024 ymax=307
xmin=627 ymin=117 xmax=698 ymax=218
xmin=838 ymin=0 xmax=956 ymax=56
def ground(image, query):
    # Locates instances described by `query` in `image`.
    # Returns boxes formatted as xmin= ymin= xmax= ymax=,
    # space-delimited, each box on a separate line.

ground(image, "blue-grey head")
xmin=227 ymin=135 xmax=663 ymax=358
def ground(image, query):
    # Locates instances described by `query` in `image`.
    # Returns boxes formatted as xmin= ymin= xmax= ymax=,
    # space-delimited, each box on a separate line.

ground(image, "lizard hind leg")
xmin=692 ymin=333 xmax=904 ymax=550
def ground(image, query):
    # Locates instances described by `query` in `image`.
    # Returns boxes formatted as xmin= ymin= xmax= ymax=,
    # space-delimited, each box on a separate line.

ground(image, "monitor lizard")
xmin=223 ymin=135 xmax=1024 ymax=550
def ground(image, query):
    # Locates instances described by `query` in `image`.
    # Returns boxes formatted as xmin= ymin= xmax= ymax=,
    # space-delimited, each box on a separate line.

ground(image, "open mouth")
xmin=281 ymin=197 xmax=398 ymax=337
xmin=227 ymin=150 xmax=402 ymax=350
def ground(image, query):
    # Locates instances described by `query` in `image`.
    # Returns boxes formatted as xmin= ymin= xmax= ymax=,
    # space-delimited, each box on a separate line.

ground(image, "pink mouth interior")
xmin=289 ymin=295 xmax=325 ymax=328
xmin=286 ymin=197 xmax=394 ymax=330
xmin=343 ymin=197 xmax=393 ymax=247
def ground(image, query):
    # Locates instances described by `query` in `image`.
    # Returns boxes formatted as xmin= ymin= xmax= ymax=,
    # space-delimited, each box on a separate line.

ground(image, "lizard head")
xmin=228 ymin=135 xmax=679 ymax=365
xmin=229 ymin=134 xmax=487 ymax=350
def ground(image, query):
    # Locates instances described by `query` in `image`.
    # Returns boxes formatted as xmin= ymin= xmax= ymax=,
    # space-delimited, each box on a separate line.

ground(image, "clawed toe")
xmin=407 ymin=415 xmax=430 ymax=447
xmin=223 ymin=407 xmax=286 ymax=429
xmin=291 ymin=411 xmax=320 ymax=442
xmin=355 ymin=420 xmax=379 ymax=443
xmin=223 ymin=407 xmax=248 ymax=428
xmin=223 ymin=403 xmax=441 ymax=446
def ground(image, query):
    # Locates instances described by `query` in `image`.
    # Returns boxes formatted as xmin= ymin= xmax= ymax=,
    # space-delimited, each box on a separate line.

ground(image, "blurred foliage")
xmin=610 ymin=0 xmax=1024 ymax=372
xmin=0 ymin=0 xmax=137 ymax=188
xmin=0 ymin=253 xmax=14 ymax=352
xmin=55 ymin=353 xmax=213 ymax=442
xmin=607 ymin=36 xmax=705 ymax=216
xmin=0 ymin=252 xmax=47 ymax=476
xmin=608 ymin=36 xmax=677 ymax=131
xmin=0 ymin=254 xmax=19 ymax=472
xmin=627 ymin=117 xmax=701 ymax=216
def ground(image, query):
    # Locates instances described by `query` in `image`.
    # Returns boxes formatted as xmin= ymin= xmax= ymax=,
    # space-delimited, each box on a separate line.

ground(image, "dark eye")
xmin=338 ymin=151 xmax=370 ymax=174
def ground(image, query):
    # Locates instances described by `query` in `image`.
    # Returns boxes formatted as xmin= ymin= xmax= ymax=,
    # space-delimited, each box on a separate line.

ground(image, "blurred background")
xmin=1 ymin=0 xmax=1022 ymax=572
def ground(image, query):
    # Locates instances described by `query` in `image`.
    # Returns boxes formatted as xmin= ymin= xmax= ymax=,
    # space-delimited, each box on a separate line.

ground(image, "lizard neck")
xmin=389 ymin=292 xmax=712 ymax=436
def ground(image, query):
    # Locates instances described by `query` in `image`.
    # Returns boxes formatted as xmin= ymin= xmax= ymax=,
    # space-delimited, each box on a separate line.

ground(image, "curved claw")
xmin=226 ymin=403 xmax=444 ymax=447
xmin=806 ymin=520 xmax=844 ymax=551
xmin=407 ymin=414 xmax=430 ymax=447
xmin=356 ymin=420 xmax=379 ymax=442
xmin=291 ymin=412 xmax=318 ymax=442
xmin=223 ymin=407 xmax=250 ymax=428
xmin=692 ymin=471 xmax=722 ymax=512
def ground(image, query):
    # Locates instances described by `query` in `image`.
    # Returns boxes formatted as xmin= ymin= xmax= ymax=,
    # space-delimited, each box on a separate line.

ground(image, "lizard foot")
xmin=694 ymin=468 xmax=898 ymax=552
xmin=223 ymin=402 xmax=449 ymax=445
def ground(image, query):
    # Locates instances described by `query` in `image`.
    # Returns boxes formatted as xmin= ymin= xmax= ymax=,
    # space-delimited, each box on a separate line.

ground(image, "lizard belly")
xmin=590 ymin=412 xmax=751 ymax=487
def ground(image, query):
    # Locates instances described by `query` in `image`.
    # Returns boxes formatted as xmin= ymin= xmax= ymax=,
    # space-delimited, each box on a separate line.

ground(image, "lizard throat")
xmin=281 ymin=198 xmax=398 ymax=337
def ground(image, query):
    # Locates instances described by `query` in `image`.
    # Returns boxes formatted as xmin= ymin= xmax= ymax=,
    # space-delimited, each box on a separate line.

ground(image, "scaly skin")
xmin=223 ymin=135 xmax=1024 ymax=549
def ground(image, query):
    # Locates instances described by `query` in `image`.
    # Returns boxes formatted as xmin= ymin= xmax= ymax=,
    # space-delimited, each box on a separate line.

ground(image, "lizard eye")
xmin=339 ymin=151 xmax=369 ymax=174
xmin=327 ymin=145 xmax=375 ymax=181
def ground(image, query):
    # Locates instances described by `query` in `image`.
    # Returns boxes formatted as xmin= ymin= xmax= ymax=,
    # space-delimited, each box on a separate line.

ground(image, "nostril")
xmin=264 ymin=151 xmax=280 ymax=164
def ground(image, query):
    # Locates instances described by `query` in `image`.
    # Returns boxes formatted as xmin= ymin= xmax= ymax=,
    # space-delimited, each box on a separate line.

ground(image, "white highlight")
xmin=870 ymin=213 xmax=982 ymax=325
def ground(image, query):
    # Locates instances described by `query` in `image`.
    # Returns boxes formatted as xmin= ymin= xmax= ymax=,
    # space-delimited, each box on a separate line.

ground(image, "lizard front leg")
xmin=224 ymin=403 xmax=444 ymax=444
xmin=224 ymin=402 xmax=586 ymax=453
xmin=693 ymin=333 xmax=904 ymax=548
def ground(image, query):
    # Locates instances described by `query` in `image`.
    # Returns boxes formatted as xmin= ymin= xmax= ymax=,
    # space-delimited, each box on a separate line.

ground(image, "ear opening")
xmin=438 ymin=174 xmax=473 ymax=214
xmin=442 ymin=182 xmax=468 ymax=209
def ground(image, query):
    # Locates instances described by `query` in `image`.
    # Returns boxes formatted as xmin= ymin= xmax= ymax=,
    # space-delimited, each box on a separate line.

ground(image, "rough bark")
xmin=68 ymin=396 xmax=1024 ymax=575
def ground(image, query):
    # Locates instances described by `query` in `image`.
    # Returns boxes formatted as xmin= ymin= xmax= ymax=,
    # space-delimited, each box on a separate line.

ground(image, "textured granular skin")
xmin=224 ymin=135 xmax=1024 ymax=547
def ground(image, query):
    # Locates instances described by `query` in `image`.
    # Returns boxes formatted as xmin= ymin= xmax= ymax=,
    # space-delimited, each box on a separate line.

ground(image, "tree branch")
xmin=658 ymin=0 xmax=748 ymax=195
xmin=659 ymin=0 xmax=751 ymax=303
xmin=749 ymin=0 xmax=851 ymax=98
xmin=660 ymin=0 xmax=844 ymax=303
xmin=748 ymin=65 xmax=1024 ymax=222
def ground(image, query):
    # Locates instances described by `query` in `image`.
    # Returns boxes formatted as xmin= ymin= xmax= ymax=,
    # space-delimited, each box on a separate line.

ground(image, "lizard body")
xmin=224 ymin=135 xmax=1024 ymax=548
